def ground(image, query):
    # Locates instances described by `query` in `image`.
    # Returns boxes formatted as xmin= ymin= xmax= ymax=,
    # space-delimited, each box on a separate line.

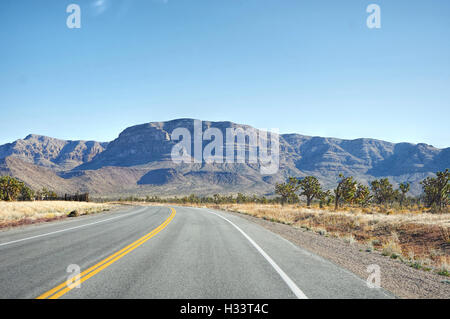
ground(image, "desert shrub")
xmin=0 ymin=176 xmax=34 ymax=201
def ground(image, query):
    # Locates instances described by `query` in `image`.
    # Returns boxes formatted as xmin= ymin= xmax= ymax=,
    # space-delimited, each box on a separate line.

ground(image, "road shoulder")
xmin=215 ymin=209 xmax=450 ymax=299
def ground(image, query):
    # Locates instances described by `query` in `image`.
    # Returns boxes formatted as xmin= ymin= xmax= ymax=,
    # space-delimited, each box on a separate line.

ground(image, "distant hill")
xmin=0 ymin=134 xmax=107 ymax=171
xmin=0 ymin=119 xmax=448 ymax=197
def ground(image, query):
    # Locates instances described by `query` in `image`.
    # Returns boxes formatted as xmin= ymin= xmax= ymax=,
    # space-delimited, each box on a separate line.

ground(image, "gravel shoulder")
xmin=220 ymin=209 xmax=450 ymax=299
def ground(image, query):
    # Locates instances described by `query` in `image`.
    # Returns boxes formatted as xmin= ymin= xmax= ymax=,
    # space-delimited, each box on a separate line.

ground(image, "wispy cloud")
xmin=91 ymin=0 xmax=167 ymax=18
xmin=92 ymin=0 xmax=110 ymax=15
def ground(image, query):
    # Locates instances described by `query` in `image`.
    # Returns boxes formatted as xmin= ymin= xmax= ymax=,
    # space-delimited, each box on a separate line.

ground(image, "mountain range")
xmin=1 ymin=119 xmax=448 ymax=198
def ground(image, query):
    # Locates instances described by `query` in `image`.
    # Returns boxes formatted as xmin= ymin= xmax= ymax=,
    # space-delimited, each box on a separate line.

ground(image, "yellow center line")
xmin=36 ymin=207 xmax=176 ymax=299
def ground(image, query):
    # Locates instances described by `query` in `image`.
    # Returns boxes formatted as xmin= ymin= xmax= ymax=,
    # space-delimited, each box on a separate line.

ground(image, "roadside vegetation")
xmin=117 ymin=169 xmax=449 ymax=277
xmin=0 ymin=201 xmax=113 ymax=228
xmin=118 ymin=169 xmax=449 ymax=213
xmin=0 ymin=176 xmax=88 ymax=201
xmin=0 ymin=176 xmax=111 ymax=228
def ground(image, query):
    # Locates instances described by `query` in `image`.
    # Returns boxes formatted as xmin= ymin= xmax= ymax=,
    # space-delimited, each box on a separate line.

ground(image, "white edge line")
xmin=0 ymin=207 xmax=148 ymax=247
xmin=209 ymin=211 xmax=308 ymax=299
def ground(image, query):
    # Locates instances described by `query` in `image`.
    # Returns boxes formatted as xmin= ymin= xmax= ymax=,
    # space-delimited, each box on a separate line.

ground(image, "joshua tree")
xmin=398 ymin=182 xmax=410 ymax=208
xmin=355 ymin=183 xmax=371 ymax=207
xmin=0 ymin=176 xmax=33 ymax=201
xmin=297 ymin=176 xmax=323 ymax=207
xmin=275 ymin=177 xmax=300 ymax=205
xmin=421 ymin=169 xmax=449 ymax=210
xmin=370 ymin=178 xmax=396 ymax=206
xmin=334 ymin=174 xmax=357 ymax=210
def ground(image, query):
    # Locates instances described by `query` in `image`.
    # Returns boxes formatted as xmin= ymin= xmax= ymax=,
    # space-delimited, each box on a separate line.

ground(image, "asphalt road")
xmin=0 ymin=206 xmax=393 ymax=299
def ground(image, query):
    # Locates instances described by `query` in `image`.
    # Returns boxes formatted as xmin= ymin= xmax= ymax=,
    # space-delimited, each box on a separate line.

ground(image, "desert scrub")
xmin=342 ymin=234 xmax=356 ymax=245
xmin=314 ymin=227 xmax=327 ymax=236
xmin=365 ymin=241 xmax=374 ymax=252
xmin=438 ymin=265 xmax=449 ymax=277
xmin=381 ymin=233 xmax=403 ymax=258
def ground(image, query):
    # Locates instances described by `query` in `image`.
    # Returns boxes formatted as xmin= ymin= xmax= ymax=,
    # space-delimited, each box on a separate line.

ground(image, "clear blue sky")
xmin=1 ymin=0 xmax=449 ymax=147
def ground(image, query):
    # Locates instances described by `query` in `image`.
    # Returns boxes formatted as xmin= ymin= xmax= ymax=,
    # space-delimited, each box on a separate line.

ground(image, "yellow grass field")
xmin=194 ymin=203 xmax=450 ymax=274
xmin=0 ymin=201 xmax=113 ymax=228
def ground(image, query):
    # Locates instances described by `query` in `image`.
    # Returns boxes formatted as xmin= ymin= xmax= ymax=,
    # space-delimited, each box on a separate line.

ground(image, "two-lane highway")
xmin=0 ymin=206 xmax=393 ymax=299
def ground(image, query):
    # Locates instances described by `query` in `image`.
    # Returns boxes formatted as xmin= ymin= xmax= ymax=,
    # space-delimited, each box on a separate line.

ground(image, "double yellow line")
xmin=37 ymin=207 xmax=176 ymax=299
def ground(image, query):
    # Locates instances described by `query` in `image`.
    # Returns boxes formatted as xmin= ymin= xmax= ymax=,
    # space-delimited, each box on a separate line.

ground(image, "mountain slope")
xmin=0 ymin=134 xmax=107 ymax=171
xmin=0 ymin=119 xmax=448 ymax=197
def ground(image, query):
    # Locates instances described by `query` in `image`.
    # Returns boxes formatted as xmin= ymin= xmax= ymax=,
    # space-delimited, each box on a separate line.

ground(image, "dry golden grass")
xmin=192 ymin=203 xmax=450 ymax=274
xmin=0 ymin=201 xmax=113 ymax=227
xmin=195 ymin=203 xmax=449 ymax=227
